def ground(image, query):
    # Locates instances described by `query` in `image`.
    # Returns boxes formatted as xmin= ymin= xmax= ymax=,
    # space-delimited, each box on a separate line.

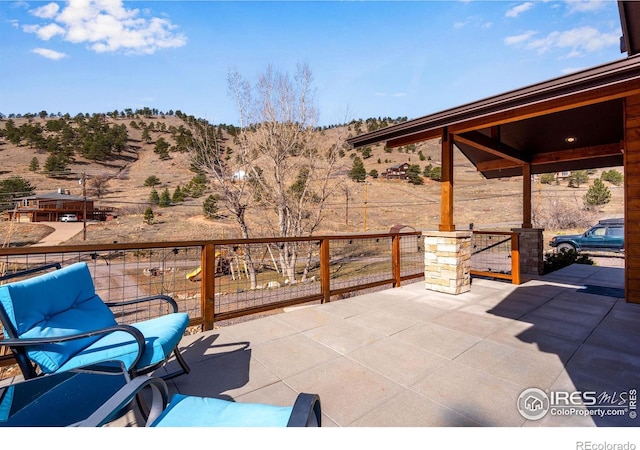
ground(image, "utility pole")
xmin=363 ymin=182 xmax=368 ymax=232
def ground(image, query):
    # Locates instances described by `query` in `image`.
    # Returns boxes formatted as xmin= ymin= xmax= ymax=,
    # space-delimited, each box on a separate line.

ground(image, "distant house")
xmin=381 ymin=162 xmax=410 ymax=180
xmin=8 ymin=189 xmax=113 ymax=222
xmin=554 ymin=171 xmax=572 ymax=182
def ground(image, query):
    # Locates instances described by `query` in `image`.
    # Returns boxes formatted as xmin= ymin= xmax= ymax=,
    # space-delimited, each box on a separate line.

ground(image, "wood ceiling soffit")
xmin=475 ymin=142 xmax=623 ymax=172
xmin=454 ymin=131 xmax=528 ymax=164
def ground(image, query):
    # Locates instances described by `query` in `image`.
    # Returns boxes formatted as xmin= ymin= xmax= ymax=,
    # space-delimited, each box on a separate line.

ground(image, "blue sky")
xmin=0 ymin=0 xmax=625 ymax=126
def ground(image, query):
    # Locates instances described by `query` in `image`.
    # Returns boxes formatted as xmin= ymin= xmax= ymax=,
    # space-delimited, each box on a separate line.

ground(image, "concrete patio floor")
xmin=148 ymin=263 xmax=639 ymax=428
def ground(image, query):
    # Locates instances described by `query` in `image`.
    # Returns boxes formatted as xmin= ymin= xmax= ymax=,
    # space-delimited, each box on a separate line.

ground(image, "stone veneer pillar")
xmin=423 ymin=230 xmax=472 ymax=294
xmin=511 ymin=228 xmax=544 ymax=277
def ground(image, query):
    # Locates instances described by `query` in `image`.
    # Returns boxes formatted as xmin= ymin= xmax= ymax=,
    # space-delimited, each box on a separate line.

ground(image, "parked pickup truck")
xmin=549 ymin=218 xmax=624 ymax=252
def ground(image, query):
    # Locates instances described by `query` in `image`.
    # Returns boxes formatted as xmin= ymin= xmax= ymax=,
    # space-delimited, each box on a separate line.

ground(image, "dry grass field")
xmin=0 ymin=116 xmax=625 ymax=248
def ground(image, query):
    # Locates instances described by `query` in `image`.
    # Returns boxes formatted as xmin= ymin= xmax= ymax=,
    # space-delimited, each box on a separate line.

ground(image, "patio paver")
xmin=155 ymin=264 xmax=639 ymax=427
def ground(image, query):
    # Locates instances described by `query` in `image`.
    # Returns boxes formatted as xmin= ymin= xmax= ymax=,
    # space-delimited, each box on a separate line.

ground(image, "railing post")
xmin=511 ymin=232 xmax=521 ymax=285
xmin=202 ymin=243 xmax=216 ymax=330
xmin=320 ymin=238 xmax=330 ymax=303
xmin=392 ymin=234 xmax=401 ymax=287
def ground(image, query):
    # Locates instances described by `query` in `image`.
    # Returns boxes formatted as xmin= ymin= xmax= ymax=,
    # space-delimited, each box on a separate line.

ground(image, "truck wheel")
xmin=557 ymin=243 xmax=576 ymax=252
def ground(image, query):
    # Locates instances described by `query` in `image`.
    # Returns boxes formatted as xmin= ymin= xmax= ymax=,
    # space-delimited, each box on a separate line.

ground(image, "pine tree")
xmin=203 ymin=194 xmax=221 ymax=219
xmin=28 ymin=157 xmax=39 ymax=172
xmin=149 ymin=188 xmax=160 ymax=205
xmin=159 ymin=188 xmax=171 ymax=207
xmin=143 ymin=207 xmax=154 ymax=224
xmin=172 ymin=186 xmax=184 ymax=203
xmin=585 ymin=178 xmax=611 ymax=208
xmin=406 ymin=164 xmax=424 ymax=185
xmin=568 ymin=170 xmax=589 ymax=188
xmin=349 ymin=157 xmax=367 ymax=182
xmin=144 ymin=175 xmax=160 ymax=187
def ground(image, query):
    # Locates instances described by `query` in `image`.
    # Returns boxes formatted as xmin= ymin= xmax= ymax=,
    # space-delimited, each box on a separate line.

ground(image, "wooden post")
xmin=522 ymin=163 xmax=532 ymax=228
xmin=202 ymin=243 xmax=216 ymax=330
xmin=392 ymin=234 xmax=401 ymax=287
xmin=320 ymin=238 xmax=330 ymax=303
xmin=440 ymin=127 xmax=455 ymax=231
xmin=511 ymin=232 xmax=521 ymax=285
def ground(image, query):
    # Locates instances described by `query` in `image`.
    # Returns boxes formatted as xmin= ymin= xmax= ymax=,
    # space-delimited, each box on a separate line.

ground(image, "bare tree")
xmin=229 ymin=63 xmax=343 ymax=282
xmin=189 ymin=63 xmax=345 ymax=285
xmin=188 ymin=117 xmax=259 ymax=289
xmin=88 ymin=175 xmax=111 ymax=199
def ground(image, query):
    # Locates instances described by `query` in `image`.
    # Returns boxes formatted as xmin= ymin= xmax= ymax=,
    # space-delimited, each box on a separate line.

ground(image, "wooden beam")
xmin=449 ymin=82 xmax=640 ymax=136
xmin=387 ymin=128 xmax=442 ymax=148
xmin=454 ymin=131 xmax=529 ymax=164
xmin=476 ymin=142 xmax=623 ymax=172
xmin=522 ymin=164 xmax=532 ymax=228
xmin=440 ymin=128 xmax=455 ymax=232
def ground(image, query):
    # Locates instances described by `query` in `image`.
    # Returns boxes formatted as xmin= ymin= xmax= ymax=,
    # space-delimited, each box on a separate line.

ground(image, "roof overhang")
xmin=347 ymin=51 xmax=640 ymax=178
xmin=619 ymin=0 xmax=640 ymax=56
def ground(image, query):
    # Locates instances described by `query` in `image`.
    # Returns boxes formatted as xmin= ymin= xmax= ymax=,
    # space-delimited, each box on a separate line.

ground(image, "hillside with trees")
xmin=0 ymin=102 xmax=625 ymax=248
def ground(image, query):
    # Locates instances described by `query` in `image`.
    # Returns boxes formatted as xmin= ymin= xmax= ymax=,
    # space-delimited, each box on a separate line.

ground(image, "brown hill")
xmin=0 ymin=115 xmax=624 ymax=246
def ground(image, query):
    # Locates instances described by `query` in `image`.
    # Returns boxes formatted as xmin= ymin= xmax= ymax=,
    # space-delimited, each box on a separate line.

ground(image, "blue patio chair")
xmin=0 ymin=262 xmax=190 ymax=380
xmin=79 ymin=375 xmax=322 ymax=427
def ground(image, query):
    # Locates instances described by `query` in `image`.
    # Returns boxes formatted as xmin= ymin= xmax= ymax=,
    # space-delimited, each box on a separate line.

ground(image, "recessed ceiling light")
xmin=565 ymin=136 xmax=577 ymax=143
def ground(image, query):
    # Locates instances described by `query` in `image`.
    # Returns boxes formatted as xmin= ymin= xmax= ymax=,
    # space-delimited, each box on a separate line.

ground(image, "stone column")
xmin=423 ymin=230 xmax=472 ymax=294
xmin=512 ymin=228 xmax=544 ymax=276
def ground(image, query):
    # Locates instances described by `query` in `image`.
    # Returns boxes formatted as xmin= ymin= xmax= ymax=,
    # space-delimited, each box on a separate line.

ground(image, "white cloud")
xmin=453 ymin=15 xmax=492 ymax=30
xmin=30 ymin=3 xmax=60 ymax=19
xmin=505 ymin=2 xmax=535 ymax=18
xmin=504 ymin=30 xmax=538 ymax=46
xmin=31 ymin=47 xmax=67 ymax=60
xmin=505 ymin=26 xmax=619 ymax=57
xmin=25 ymin=22 xmax=66 ymax=40
xmin=22 ymin=0 xmax=186 ymax=55
xmin=565 ymin=0 xmax=608 ymax=14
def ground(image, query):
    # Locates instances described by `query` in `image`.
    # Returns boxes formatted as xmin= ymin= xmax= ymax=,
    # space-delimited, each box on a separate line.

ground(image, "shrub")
xmin=544 ymin=248 xmax=593 ymax=274
xmin=540 ymin=173 xmax=555 ymax=185
xmin=601 ymin=169 xmax=623 ymax=186
xmin=533 ymin=197 xmax=597 ymax=230
xmin=144 ymin=175 xmax=160 ymax=187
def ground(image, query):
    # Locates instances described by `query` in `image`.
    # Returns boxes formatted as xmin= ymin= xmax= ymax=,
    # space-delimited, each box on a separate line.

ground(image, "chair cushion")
xmin=0 ymin=262 xmax=117 ymax=373
xmin=56 ymin=312 xmax=190 ymax=373
xmin=152 ymin=394 xmax=294 ymax=427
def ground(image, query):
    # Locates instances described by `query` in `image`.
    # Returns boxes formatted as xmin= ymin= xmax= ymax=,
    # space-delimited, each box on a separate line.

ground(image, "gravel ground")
xmin=584 ymin=252 xmax=625 ymax=268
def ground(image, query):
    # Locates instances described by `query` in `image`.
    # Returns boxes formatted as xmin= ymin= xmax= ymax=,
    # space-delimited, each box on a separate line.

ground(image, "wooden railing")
xmin=470 ymin=231 xmax=520 ymax=284
xmin=0 ymin=231 xmax=424 ymax=334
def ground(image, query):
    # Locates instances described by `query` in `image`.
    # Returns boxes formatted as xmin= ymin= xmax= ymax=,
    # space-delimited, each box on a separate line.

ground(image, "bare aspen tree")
xmin=231 ymin=63 xmax=343 ymax=282
xmin=189 ymin=63 xmax=344 ymax=285
xmin=188 ymin=116 xmax=259 ymax=289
